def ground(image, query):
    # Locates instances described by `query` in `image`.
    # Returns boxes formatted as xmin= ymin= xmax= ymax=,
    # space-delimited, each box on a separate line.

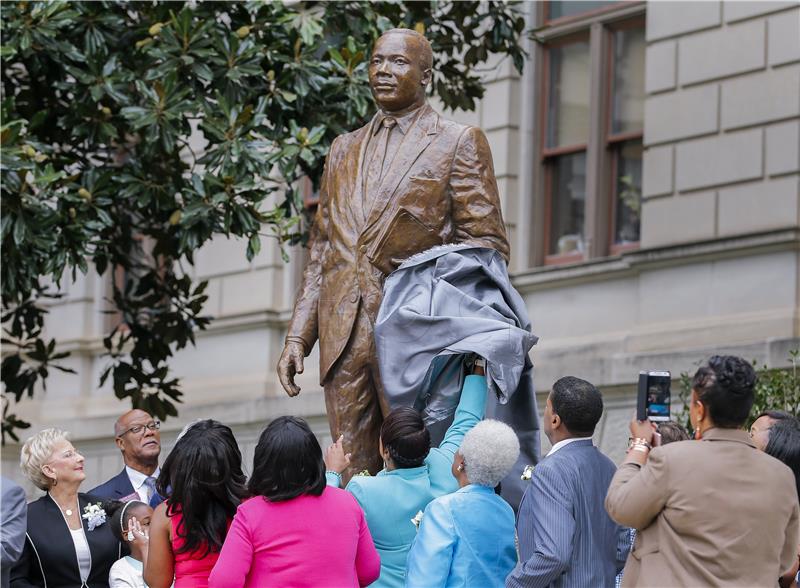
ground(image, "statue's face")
xmin=369 ymin=33 xmax=430 ymax=113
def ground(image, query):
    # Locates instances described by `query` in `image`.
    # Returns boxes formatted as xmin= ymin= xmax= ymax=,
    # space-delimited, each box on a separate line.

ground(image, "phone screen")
xmin=646 ymin=374 xmax=671 ymax=421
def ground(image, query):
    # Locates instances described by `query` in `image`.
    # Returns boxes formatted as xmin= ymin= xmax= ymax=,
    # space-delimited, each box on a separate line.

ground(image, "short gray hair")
xmin=460 ymin=420 xmax=519 ymax=488
xmin=20 ymin=428 xmax=70 ymax=490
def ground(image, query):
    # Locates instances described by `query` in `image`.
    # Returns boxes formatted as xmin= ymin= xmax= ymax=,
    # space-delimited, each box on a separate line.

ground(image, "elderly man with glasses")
xmin=89 ymin=409 xmax=163 ymax=507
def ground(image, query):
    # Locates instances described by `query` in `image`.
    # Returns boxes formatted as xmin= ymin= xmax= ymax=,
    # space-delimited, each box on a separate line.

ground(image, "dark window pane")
xmin=547 ymin=41 xmax=590 ymax=148
xmin=613 ymin=140 xmax=642 ymax=245
xmin=549 ymin=152 xmax=587 ymax=255
xmin=611 ymin=27 xmax=646 ymax=135
xmin=548 ymin=1 xmax=620 ymax=20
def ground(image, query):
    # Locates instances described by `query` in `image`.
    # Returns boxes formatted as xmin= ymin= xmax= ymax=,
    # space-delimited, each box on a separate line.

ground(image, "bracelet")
xmin=631 ymin=444 xmax=650 ymax=454
xmin=628 ymin=437 xmax=652 ymax=451
xmin=325 ymin=470 xmax=342 ymax=482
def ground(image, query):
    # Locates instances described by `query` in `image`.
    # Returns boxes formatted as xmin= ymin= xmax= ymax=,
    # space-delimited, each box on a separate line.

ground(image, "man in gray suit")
xmin=507 ymin=377 xmax=630 ymax=588
xmin=1 ymin=476 xmax=27 ymax=588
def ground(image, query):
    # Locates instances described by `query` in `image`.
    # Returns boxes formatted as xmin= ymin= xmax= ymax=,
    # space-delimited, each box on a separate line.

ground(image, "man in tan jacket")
xmin=606 ymin=355 xmax=799 ymax=587
xmin=276 ymin=29 xmax=509 ymax=479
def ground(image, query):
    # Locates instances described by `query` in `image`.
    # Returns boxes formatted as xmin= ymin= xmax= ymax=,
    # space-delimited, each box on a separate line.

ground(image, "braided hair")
xmin=380 ymin=407 xmax=431 ymax=469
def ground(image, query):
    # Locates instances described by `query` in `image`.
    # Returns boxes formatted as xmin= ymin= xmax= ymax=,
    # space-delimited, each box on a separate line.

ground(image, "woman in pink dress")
xmin=208 ymin=416 xmax=380 ymax=588
xmin=145 ymin=420 xmax=247 ymax=588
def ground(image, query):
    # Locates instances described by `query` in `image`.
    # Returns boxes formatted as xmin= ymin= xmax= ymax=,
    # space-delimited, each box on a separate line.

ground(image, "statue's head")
xmin=369 ymin=28 xmax=432 ymax=113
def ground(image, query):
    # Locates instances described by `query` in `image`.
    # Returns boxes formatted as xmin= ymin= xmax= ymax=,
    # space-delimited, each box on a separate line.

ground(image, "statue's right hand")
xmin=277 ymin=341 xmax=305 ymax=397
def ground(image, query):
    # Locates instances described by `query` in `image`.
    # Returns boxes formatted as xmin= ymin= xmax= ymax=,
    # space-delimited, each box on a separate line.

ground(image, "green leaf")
xmin=13 ymin=218 xmax=26 ymax=246
xmin=246 ymin=234 xmax=261 ymax=261
xmin=192 ymin=62 xmax=214 ymax=82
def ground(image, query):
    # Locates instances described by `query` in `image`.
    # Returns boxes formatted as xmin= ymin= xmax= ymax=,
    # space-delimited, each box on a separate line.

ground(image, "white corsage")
xmin=82 ymin=503 xmax=107 ymax=531
xmin=411 ymin=510 xmax=424 ymax=531
xmin=521 ymin=465 xmax=535 ymax=481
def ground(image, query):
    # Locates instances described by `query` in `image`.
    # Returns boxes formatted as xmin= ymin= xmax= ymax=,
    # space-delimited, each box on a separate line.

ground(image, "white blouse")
xmin=69 ymin=527 xmax=91 ymax=582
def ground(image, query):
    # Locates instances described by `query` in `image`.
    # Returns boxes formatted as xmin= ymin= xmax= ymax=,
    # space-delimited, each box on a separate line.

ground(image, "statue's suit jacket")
xmin=288 ymin=103 xmax=510 ymax=383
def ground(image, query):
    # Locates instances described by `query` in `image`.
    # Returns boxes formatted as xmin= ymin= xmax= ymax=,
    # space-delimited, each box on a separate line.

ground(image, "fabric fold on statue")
xmin=375 ymin=244 xmax=540 ymax=509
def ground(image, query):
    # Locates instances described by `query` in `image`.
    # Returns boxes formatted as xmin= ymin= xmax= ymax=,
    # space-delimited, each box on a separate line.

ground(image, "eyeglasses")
xmin=47 ymin=448 xmax=82 ymax=464
xmin=118 ymin=420 xmax=161 ymax=437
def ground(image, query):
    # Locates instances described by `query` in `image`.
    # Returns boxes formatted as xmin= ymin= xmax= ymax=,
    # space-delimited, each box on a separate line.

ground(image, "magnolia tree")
xmin=0 ymin=0 xmax=526 ymax=442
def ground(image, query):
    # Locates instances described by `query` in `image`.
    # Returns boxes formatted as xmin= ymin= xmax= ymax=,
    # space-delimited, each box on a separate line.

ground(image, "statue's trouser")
xmin=323 ymin=305 xmax=389 ymax=484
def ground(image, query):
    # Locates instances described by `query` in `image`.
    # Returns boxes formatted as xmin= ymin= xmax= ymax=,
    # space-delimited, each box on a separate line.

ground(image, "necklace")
xmin=50 ymin=494 xmax=77 ymax=517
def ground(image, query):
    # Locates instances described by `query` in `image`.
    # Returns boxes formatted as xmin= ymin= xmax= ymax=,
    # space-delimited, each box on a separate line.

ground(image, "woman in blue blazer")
xmin=405 ymin=419 xmax=520 ymax=588
xmin=325 ymin=363 xmax=487 ymax=588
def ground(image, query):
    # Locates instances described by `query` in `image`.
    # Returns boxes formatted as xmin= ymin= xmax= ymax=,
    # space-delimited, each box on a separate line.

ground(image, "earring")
xmin=694 ymin=422 xmax=702 ymax=440
xmin=456 ymin=464 xmax=464 ymax=472
xmin=127 ymin=529 xmax=135 ymax=542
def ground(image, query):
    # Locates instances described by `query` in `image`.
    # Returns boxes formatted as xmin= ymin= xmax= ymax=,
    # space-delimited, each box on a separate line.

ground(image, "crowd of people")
xmin=0 ymin=355 xmax=798 ymax=588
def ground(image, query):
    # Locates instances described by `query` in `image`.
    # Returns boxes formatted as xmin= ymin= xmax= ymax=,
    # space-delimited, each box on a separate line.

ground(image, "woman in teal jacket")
xmin=325 ymin=363 xmax=487 ymax=588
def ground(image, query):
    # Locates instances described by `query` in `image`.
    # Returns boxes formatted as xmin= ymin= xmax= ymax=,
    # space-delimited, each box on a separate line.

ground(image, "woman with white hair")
xmin=405 ymin=419 xmax=519 ymax=587
xmin=10 ymin=428 xmax=120 ymax=588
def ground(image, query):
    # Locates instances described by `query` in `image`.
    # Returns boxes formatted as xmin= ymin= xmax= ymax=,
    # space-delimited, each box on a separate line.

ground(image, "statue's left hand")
xmin=277 ymin=340 xmax=305 ymax=397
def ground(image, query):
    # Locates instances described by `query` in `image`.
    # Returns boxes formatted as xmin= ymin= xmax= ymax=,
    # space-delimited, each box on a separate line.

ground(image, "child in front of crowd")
xmin=107 ymin=500 xmax=153 ymax=588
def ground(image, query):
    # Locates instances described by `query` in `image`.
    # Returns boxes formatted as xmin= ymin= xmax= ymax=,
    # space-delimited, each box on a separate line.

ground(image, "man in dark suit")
xmin=277 ymin=28 xmax=509 ymax=479
xmin=89 ymin=409 xmax=163 ymax=507
xmin=507 ymin=377 xmax=630 ymax=588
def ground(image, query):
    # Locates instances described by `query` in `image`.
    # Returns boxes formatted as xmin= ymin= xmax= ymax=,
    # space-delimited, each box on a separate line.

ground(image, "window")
xmin=537 ymin=2 xmax=645 ymax=265
xmin=543 ymin=36 xmax=590 ymax=263
xmin=608 ymin=24 xmax=645 ymax=253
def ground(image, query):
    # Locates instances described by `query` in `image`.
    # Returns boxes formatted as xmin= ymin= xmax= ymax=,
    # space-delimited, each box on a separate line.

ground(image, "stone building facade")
xmin=3 ymin=0 xmax=799 ymax=495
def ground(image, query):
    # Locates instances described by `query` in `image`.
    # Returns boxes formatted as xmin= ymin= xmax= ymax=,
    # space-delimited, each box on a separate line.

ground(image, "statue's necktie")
xmin=365 ymin=116 xmax=397 ymax=205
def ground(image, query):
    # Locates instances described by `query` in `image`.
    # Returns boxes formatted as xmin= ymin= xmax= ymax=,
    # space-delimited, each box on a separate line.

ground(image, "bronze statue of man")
xmin=277 ymin=28 xmax=510 ymax=480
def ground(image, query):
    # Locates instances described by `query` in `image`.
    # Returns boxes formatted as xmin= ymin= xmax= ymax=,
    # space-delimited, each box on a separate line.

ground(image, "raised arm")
xmin=450 ymin=126 xmax=510 ymax=261
xmin=437 ymin=373 xmax=488 ymax=460
xmin=604 ymin=448 xmax=670 ymax=530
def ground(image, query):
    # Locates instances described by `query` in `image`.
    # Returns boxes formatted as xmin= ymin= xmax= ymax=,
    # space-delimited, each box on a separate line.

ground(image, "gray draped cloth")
xmin=374 ymin=244 xmax=540 ymax=509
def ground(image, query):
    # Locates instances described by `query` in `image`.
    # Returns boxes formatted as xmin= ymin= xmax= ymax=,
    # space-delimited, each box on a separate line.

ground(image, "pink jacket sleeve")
xmin=208 ymin=506 xmax=253 ymax=588
xmin=354 ymin=506 xmax=380 ymax=587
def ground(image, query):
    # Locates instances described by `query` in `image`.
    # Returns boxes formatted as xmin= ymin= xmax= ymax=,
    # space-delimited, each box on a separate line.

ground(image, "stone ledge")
xmin=512 ymin=228 xmax=800 ymax=292
xmin=533 ymin=333 xmax=800 ymax=391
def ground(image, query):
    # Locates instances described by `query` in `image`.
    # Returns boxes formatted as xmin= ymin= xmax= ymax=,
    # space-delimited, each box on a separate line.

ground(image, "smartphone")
xmin=637 ymin=371 xmax=671 ymax=422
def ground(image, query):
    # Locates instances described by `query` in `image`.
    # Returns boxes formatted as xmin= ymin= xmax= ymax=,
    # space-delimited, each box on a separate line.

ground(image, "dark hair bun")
xmin=709 ymin=355 xmax=756 ymax=397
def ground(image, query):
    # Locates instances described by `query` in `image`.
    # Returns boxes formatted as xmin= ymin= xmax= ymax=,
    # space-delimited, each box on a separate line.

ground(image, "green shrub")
xmin=676 ymin=350 xmax=800 ymax=431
